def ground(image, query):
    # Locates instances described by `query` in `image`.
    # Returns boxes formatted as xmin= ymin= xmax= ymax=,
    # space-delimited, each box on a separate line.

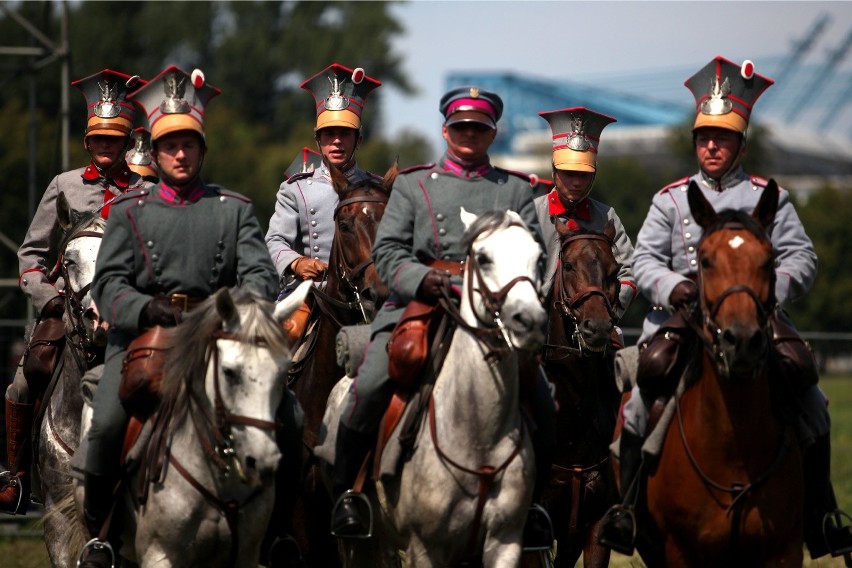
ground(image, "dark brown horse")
xmin=524 ymin=220 xmax=622 ymax=568
xmin=288 ymin=164 xmax=396 ymax=567
xmin=635 ymin=180 xmax=803 ymax=566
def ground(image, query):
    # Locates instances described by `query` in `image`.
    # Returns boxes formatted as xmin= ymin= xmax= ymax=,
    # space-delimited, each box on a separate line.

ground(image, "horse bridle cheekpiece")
xmin=59 ymin=228 xmax=105 ymax=362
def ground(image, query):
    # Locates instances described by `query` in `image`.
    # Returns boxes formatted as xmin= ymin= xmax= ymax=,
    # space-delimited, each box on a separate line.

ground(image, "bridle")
xmin=551 ymin=233 xmax=618 ymax=356
xmin=167 ymin=328 xmax=282 ymax=567
xmin=59 ymin=226 xmax=105 ymax=365
xmin=312 ymin=192 xmax=388 ymax=326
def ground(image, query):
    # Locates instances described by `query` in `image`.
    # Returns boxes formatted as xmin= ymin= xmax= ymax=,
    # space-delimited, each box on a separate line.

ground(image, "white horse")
xmin=324 ymin=208 xmax=548 ymax=567
xmin=69 ymin=282 xmax=311 ymax=568
xmin=36 ymin=193 xmax=106 ymax=568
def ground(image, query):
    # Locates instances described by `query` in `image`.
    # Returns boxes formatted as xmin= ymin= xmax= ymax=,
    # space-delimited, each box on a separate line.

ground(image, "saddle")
xmin=386 ymin=299 xmax=444 ymax=389
xmin=637 ymin=309 xmax=695 ymax=398
xmin=22 ymin=316 xmax=66 ymax=392
xmin=119 ymin=325 xmax=170 ymax=420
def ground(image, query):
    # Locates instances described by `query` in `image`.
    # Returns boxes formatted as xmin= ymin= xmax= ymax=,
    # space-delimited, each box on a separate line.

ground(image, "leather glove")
xmin=669 ymin=281 xmax=698 ymax=309
xmin=40 ymin=295 xmax=65 ymax=319
xmin=290 ymin=257 xmax=327 ymax=280
xmin=417 ymin=269 xmax=451 ymax=302
xmin=141 ymin=296 xmax=181 ymax=328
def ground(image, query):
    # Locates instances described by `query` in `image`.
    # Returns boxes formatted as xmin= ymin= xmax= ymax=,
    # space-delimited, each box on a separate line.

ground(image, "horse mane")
xmin=160 ymin=287 xmax=288 ymax=423
xmin=59 ymin=211 xmax=106 ymax=251
xmin=462 ymin=210 xmax=528 ymax=251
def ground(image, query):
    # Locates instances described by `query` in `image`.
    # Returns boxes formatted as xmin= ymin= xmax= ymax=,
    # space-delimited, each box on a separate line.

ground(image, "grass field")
xmin=3 ymin=376 xmax=852 ymax=567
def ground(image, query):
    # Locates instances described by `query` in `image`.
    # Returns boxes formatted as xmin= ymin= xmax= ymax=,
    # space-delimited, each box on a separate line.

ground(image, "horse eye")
xmin=475 ymin=251 xmax=491 ymax=267
xmin=338 ymin=220 xmax=353 ymax=233
xmin=562 ymin=261 xmax=573 ymax=272
xmin=700 ymin=257 xmax=712 ymax=269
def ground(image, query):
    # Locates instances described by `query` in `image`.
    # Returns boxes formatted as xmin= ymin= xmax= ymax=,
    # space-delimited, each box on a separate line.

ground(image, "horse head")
xmin=688 ymin=179 xmax=778 ymax=378
xmin=552 ymin=219 xmax=620 ymax=354
xmin=57 ymin=191 xmax=107 ymax=354
xmin=459 ymin=208 xmax=547 ymax=352
xmin=328 ymin=163 xmax=397 ymax=322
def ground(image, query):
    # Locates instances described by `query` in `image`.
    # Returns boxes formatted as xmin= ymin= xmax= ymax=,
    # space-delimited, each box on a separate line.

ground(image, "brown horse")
xmin=524 ymin=220 xmax=622 ymax=568
xmin=636 ymin=180 xmax=803 ymax=566
xmin=288 ymin=164 xmax=396 ymax=567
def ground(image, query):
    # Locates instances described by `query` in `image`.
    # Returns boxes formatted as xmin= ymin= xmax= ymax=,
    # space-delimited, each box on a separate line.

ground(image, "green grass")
xmin=3 ymin=376 xmax=852 ymax=567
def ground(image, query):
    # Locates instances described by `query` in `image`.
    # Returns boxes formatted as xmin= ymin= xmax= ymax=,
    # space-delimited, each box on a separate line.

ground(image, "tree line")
xmin=0 ymin=1 xmax=849 ymax=344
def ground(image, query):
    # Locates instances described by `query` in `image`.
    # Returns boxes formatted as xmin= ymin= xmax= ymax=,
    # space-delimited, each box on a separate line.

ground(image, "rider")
xmin=330 ymin=86 xmax=558 ymax=549
xmin=78 ymin=65 xmax=286 ymax=568
xmin=533 ymin=106 xmax=636 ymax=321
xmin=0 ymin=69 xmax=153 ymax=516
xmin=599 ymin=56 xmax=852 ymax=559
xmin=265 ymin=64 xmax=381 ymax=335
xmin=125 ymin=125 xmax=159 ymax=184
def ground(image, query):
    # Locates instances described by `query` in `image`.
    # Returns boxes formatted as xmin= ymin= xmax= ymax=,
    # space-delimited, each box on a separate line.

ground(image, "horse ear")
xmin=554 ymin=217 xmax=571 ymax=237
xmin=330 ymin=165 xmax=349 ymax=197
xmin=687 ymin=180 xmax=717 ymax=229
xmin=383 ymin=160 xmax=399 ymax=195
xmin=215 ymin=288 xmax=239 ymax=328
xmin=459 ymin=207 xmax=478 ymax=231
xmin=56 ymin=191 xmax=74 ymax=232
xmin=752 ymin=178 xmax=779 ymax=232
xmin=604 ymin=219 xmax=616 ymax=241
xmin=275 ymin=280 xmax=312 ymax=324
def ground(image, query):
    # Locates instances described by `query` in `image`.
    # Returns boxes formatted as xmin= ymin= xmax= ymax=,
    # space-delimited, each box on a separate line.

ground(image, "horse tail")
xmin=43 ymin=489 xmax=88 ymax=566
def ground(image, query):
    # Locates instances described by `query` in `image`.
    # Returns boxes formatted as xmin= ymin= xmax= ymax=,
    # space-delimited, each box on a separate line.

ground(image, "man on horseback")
xmin=534 ymin=106 xmax=637 ymax=327
xmin=266 ymin=63 xmax=381 ymax=342
xmin=0 ymin=69 xmax=153 ymax=516
xmin=330 ymin=86 xmax=558 ymax=549
xmin=600 ymin=55 xmax=852 ymax=560
xmin=77 ymin=65 xmax=286 ymax=568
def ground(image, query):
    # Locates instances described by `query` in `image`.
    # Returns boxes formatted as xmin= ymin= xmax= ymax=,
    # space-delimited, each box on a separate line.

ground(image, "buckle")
xmin=170 ymin=293 xmax=189 ymax=312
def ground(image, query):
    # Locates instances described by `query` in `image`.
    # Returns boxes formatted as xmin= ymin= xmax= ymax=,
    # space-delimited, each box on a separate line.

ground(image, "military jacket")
xmin=633 ymin=167 xmax=817 ymax=311
xmin=18 ymin=161 xmax=151 ymax=312
xmin=92 ymin=181 xmax=278 ymax=333
xmin=373 ymin=154 xmax=543 ymax=327
xmin=265 ymin=162 xmax=375 ymax=280
xmin=535 ymin=190 xmax=636 ymax=319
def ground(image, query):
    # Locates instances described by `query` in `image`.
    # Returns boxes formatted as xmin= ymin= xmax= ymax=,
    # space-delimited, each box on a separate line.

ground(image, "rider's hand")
xmin=417 ymin=269 xmax=451 ymax=302
xmin=290 ymin=257 xmax=327 ymax=280
xmin=141 ymin=296 xmax=180 ymax=328
xmin=40 ymin=295 xmax=65 ymax=319
xmin=669 ymin=281 xmax=698 ymax=309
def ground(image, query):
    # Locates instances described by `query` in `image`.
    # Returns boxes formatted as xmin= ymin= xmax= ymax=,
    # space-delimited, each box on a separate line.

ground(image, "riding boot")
xmin=522 ymin=444 xmax=555 ymax=551
xmin=803 ymin=433 xmax=852 ymax=558
xmin=0 ymin=399 xmax=34 ymax=515
xmin=330 ymin=424 xmax=374 ymax=538
xmin=599 ymin=430 xmax=644 ymax=555
xmin=79 ymin=472 xmax=119 ymax=568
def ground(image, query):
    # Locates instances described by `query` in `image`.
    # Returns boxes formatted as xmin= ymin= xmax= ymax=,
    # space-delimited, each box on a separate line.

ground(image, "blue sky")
xmin=380 ymin=1 xmax=852 ymax=152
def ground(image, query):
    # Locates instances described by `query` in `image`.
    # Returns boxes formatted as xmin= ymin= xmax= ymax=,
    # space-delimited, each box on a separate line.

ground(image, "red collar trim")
xmin=159 ymin=180 xmax=205 ymax=204
xmin=547 ymin=190 xmax=591 ymax=220
xmin=82 ymin=161 xmax=133 ymax=188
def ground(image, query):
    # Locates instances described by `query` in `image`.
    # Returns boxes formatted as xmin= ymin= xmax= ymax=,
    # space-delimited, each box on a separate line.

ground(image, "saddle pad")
xmin=336 ymin=325 xmax=372 ymax=378
xmin=313 ymin=376 xmax=354 ymax=467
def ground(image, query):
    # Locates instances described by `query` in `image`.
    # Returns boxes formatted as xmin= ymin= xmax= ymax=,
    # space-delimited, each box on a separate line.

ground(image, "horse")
xmin=34 ymin=192 xmax=106 ymax=568
xmin=322 ymin=208 xmax=547 ymax=567
xmin=525 ymin=220 xmax=622 ymax=568
xmin=65 ymin=283 xmax=311 ymax=568
xmin=287 ymin=164 xmax=395 ymax=567
xmin=635 ymin=180 xmax=804 ymax=566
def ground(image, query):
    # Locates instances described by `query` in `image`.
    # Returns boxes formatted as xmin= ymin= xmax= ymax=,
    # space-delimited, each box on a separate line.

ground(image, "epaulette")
xmin=284 ymin=171 xmax=313 ymax=184
xmin=112 ymin=187 xmax=150 ymax=204
xmin=658 ymin=176 xmax=689 ymax=195
xmin=495 ymin=166 xmax=533 ymax=183
xmin=750 ymin=175 xmax=769 ymax=188
xmin=216 ymin=187 xmax=253 ymax=204
xmin=529 ymin=174 xmax=554 ymax=189
xmin=399 ymin=163 xmax=436 ymax=175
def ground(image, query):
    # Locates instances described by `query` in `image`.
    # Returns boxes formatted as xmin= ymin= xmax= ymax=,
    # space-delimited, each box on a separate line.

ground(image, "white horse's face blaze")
xmin=470 ymin=223 xmax=546 ymax=350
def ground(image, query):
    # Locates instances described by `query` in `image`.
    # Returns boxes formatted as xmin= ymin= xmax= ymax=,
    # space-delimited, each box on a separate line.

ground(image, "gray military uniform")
xmin=340 ymin=154 xmax=553 ymax=437
xmin=87 ymin=181 xmax=278 ymax=477
xmin=18 ymin=162 xmax=152 ymax=312
xmin=534 ymin=191 xmax=636 ymax=318
xmin=633 ymin=167 xmax=816 ymax=343
xmin=266 ymin=162 xmax=375 ymax=282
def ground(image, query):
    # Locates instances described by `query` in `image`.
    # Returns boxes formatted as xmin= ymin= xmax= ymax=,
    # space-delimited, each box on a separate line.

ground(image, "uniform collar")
xmin=158 ymin=179 xmax=206 ymax=204
xmin=320 ymin=159 xmax=360 ymax=181
xmin=547 ymin=189 xmax=591 ymax=220
xmin=698 ymin=165 xmax=748 ymax=192
xmin=82 ymin=160 xmax=133 ymax=188
xmin=439 ymin=152 xmax=492 ymax=178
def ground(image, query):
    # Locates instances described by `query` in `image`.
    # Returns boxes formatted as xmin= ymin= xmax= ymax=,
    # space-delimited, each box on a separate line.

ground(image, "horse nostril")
xmin=512 ymin=311 xmax=532 ymax=332
xmin=361 ymin=287 xmax=376 ymax=303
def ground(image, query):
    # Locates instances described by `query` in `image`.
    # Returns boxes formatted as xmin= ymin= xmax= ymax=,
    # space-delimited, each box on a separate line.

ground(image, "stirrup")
xmin=268 ymin=535 xmax=305 ymax=568
xmin=77 ymin=538 xmax=115 ymax=568
xmin=598 ymin=504 xmax=637 ymax=556
xmin=522 ymin=503 xmax=555 ymax=552
xmin=825 ymin=509 xmax=852 ymax=558
xmin=0 ymin=471 xmax=24 ymax=515
xmin=330 ymin=490 xmax=373 ymax=539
